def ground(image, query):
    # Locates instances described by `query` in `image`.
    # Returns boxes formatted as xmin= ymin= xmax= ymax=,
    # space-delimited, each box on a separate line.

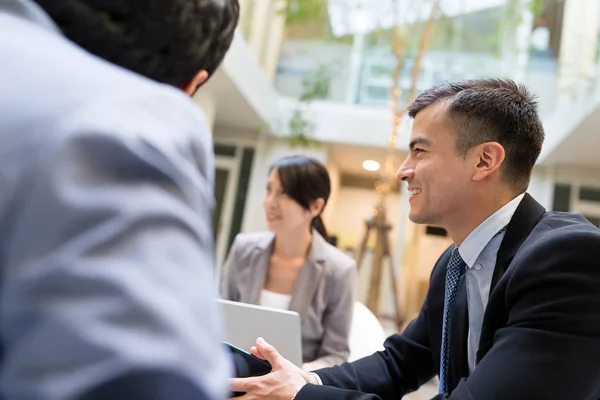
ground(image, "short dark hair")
xmin=34 ymin=0 xmax=239 ymax=86
xmin=408 ymin=78 xmax=544 ymax=192
xmin=270 ymin=156 xmax=331 ymax=241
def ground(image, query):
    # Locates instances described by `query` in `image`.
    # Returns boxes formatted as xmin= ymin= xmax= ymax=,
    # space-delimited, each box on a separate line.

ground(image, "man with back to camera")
xmin=230 ymin=79 xmax=600 ymax=400
xmin=0 ymin=0 xmax=238 ymax=399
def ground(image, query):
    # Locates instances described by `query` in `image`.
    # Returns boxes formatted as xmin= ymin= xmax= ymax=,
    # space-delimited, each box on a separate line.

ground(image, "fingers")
xmin=230 ymin=377 xmax=255 ymax=393
xmin=255 ymin=337 xmax=283 ymax=368
xmin=229 ymin=376 xmax=265 ymax=399
xmin=250 ymin=346 xmax=266 ymax=360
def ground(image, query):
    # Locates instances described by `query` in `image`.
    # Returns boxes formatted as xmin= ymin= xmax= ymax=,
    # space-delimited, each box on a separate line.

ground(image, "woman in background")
xmin=221 ymin=155 xmax=357 ymax=371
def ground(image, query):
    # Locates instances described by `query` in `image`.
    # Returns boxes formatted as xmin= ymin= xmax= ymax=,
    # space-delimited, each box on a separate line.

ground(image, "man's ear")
xmin=472 ymin=142 xmax=505 ymax=182
xmin=180 ymin=70 xmax=209 ymax=96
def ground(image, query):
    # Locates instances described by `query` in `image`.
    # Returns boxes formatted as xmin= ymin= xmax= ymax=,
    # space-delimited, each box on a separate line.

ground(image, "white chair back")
xmin=348 ymin=301 xmax=387 ymax=362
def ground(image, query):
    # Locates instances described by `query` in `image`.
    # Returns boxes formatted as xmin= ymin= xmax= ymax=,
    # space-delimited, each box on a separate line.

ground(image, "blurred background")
xmin=199 ymin=3 xmax=600 ymax=393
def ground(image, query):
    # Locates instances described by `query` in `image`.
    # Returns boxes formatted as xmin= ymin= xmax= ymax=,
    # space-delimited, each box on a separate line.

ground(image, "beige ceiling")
xmin=327 ymin=142 xmax=407 ymax=178
xmin=200 ymin=68 xmax=265 ymax=130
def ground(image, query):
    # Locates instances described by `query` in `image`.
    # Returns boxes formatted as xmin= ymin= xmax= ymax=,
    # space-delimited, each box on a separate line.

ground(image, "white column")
xmin=262 ymin=3 xmax=286 ymax=82
xmin=237 ymin=0 xmax=255 ymax=38
xmin=248 ymin=0 xmax=272 ymax=66
xmin=345 ymin=33 xmax=365 ymax=104
xmin=241 ymin=131 xmax=269 ymax=233
xmin=558 ymin=0 xmax=600 ymax=100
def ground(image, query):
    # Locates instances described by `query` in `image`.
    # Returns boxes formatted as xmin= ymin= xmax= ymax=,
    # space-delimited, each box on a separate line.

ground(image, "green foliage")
xmin=530 ymin=0 xmax=543 ymax=16
xmin=431 ymin=12 xmax=456 ymax=49
xmin=287 ymin=108 xmax=319 ymax=147
xmin=299 ymin=67 xmax=331 ymax=101
xmin=477 ymin=0 xmax=545 ymax=58
xmin=366 ymin=27 xmax=392 ymax=48
xmin=277 ymin=0 xmax=329 ymax=26
xmin=286 ymin=65 xmax=331 ymax=148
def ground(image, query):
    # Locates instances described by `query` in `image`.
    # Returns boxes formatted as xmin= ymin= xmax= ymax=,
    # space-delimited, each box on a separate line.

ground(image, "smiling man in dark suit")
xmin=230 ymin=78 xmax=600 ymax=400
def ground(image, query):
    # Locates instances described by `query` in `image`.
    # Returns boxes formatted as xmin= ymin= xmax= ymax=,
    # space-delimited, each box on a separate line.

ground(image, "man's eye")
xmin=414 ymin=148 xmax=424 ymax=154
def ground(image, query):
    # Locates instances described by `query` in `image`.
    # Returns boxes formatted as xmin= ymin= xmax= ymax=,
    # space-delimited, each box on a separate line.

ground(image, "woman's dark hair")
xmin=270 ymin=156 xmax=331 ymax=240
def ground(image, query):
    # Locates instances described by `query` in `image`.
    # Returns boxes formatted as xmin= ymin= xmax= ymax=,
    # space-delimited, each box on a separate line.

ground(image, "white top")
xmin=259 ymin=289 xmax=292 ymax=310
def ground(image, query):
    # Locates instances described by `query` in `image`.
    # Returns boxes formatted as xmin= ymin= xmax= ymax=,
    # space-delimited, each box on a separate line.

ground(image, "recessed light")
xmin=362 ymin=160 xmax=380 ymax=171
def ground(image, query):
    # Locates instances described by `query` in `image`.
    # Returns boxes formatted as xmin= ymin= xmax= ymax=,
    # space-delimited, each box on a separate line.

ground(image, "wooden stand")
xmin=355 ymin=196 xmax=404 ymax=331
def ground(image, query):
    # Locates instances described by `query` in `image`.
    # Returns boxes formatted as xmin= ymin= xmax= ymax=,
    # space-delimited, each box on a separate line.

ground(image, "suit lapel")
xmin=475 ymin=193 xmax=546 ymax=363
xmin=289 ymin=232 xmax=325 ymax=315
xmin=489 ymin=193 xmax=546 ymax=292
xmin=246 ymin=234 xmax=274 ymax=304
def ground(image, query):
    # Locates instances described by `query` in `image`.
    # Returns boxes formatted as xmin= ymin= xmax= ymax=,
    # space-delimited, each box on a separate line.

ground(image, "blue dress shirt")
xmin=458 ymin=193 xmax=525 ymax=371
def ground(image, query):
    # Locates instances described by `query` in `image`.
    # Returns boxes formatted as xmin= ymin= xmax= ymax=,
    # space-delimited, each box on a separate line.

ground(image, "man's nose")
xmin=397 ymin=158 xmax=415 ymax=182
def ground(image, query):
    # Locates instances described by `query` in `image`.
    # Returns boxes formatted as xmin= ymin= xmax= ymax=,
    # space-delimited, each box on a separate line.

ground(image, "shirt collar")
xmin=1 ymin=0 xmax=61 ymax=34
xmin=458 ymin=193 xmax=525 ymax=267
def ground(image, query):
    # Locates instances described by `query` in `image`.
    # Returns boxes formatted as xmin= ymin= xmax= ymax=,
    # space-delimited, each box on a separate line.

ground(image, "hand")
xmin=229 ymin=337 xmax=315 ymax=399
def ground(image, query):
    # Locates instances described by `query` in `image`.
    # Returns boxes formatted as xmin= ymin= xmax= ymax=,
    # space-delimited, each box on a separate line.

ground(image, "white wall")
xmin=220 ymin=31 xmax=281 ymax=127
xmin=193 ymin=91 xmax=217 ymax=130
xmin=276 ymin=97 xmax=412 ymax=151
xmin=327 ymin=187 xmax=400 ymax=251
xmin=327 ymin=186 xmax=401 ymax=317
xmin=527 ymin=166 xmax=555 ymax=210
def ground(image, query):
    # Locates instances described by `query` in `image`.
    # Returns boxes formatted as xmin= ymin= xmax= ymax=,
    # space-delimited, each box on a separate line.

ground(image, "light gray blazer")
xmin=0 ymin=1 xmax=229 ymax=399
xmin=221 ymin=230 xmax=358 ymax=369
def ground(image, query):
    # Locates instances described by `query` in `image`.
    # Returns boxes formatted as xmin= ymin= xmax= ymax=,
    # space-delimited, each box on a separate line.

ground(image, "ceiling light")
xmin=362 ymin=160 xmax=380 ymax=171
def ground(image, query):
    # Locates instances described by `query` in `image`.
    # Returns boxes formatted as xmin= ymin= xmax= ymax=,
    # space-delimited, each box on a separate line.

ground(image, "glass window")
xmin=552 ymin=183 xmax=571 ymax=211
xmin=214 ymin=144 xmax=236 ymax=156
xmin=579 ymin=186 xmax=600 ymax=202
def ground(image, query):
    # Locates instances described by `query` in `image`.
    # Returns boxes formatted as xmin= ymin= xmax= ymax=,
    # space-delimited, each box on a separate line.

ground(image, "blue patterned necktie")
xmin=438 ymin=247 xmax=467 ymax=394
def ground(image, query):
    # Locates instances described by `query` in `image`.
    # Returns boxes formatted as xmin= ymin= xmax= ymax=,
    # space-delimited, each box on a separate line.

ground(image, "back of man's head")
xmin=408 ymin=78 xmax=545 ymax=192
xmin=33 ymin=0 xmax=239 ymax=87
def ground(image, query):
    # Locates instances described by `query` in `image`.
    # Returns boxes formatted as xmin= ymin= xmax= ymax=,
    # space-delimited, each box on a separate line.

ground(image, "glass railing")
xmin=275 ymin=39 xmax=354 ymax=102
xmin=275 ymin=41 xmax=561 ymax=113
xmin=274 ymin=0 xmax=600 ymax=123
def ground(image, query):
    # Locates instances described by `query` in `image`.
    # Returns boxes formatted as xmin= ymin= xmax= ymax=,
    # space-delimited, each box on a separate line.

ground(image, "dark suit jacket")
xmin=297 ymin=194 xmax=600 ymax=400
